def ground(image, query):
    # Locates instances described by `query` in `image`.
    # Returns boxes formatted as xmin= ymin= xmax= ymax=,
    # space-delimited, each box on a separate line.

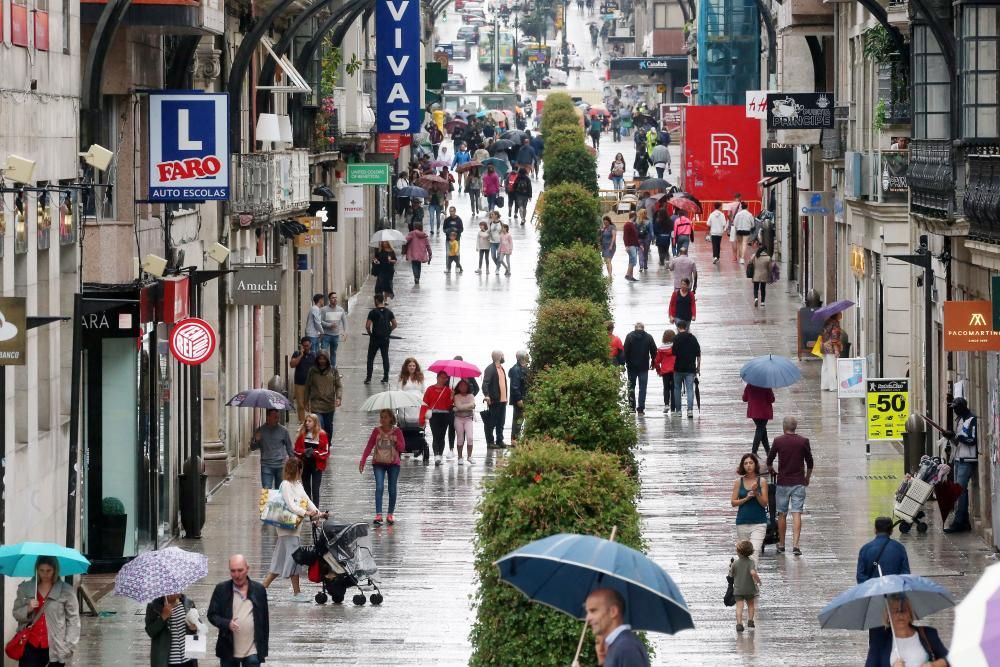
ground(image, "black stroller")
xmin=302 ymin=519 xmax=383 ymax=606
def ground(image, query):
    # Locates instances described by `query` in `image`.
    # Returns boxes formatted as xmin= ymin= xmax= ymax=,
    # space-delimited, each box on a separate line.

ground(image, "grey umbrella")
xmin=226 ymin=389 xmax=294 ymax=410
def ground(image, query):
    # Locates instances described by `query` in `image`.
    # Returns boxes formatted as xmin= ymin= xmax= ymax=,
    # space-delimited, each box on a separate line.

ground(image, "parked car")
xmin=457 ymin=26 xmax=481 ymax=43
xmin=452 ymin=40 xmax=471 ymax=60
xmin=462 ymin=9 xmax=488 ymax=24
xmin=443 ymin=74 xmax=467 ymax=91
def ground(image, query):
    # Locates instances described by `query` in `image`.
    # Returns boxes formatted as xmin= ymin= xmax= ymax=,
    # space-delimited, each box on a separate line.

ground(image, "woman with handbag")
xmin=731 ymin=453 xmax=769 ymax=566
xmin=145 ymin=593 xmax=200 ymax=667
xmin=359 ymin=409 xmax=406 ymax=526
xmin=865 ymin=595 xmax=948 ymax=667
xmin=261 ymin=457 xmax=323 ymax=601
xmin=294 ymin=413 xmax=330 ymax=507
xmin=11 ymin=556 xmax=80 ymax=667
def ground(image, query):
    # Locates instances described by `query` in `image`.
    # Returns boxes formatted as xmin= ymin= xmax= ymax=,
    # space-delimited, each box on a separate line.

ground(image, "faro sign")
xmin=149 ymin=92 xmax=231 ymax=201
xmin=376 ymin=0 xmax=421 ymax=132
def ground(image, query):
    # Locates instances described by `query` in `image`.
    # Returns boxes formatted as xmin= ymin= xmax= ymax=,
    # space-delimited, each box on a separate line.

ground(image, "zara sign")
xmin=376 ymin=0 xmax=421 ymax=132
xmin=149 ymin=92 xmax=230 ymax=201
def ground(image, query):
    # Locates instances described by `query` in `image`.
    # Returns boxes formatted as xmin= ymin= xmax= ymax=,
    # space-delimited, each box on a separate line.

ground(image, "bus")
xmin=478 ymin=31 xmax=515 ymax=70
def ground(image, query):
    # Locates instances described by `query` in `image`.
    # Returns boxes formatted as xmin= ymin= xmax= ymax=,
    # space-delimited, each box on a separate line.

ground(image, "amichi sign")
xmin=346 ymin=163 xmax=391 ymax=185
xmin=232 ymin=266 xmax=282 ymax=306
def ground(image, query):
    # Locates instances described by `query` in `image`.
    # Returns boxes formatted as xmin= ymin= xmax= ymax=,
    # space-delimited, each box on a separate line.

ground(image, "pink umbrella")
xmin=427 ymin=359 xmax=481 ymax=378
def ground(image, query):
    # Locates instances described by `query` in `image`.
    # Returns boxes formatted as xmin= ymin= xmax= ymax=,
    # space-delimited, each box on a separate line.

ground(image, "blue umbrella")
xmin=481 ymin=157 xmax=509 ymax=176
xmin=0 ymin=542 xmax=90 ymax=577
xmin=812 ymin=299 xmax=855 ymax=322
xmin=397 ymin=186 xmax=429 ymax=199
xmin=739 ymin=354 xmax=801 ymax=389
xmin=818 ymin=574 xmax=955 ymax=630
xmin=226 ymin=388 xmax=294 ymax=410
xmin=495 ymin=533 xmax=694 ymax=634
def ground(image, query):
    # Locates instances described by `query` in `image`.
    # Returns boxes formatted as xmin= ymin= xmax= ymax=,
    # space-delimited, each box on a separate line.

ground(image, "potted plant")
xmin=97 ymin=497 xmax=127 ymax=558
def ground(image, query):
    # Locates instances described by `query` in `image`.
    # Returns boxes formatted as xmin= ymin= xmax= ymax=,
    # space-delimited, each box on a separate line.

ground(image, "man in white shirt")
xmin=320 ymin=291 xmax=348 ymax=367
xmin=707 ymin=201 xmax=727 ymax=265
xmin=733 ymin=202 xmax=756 ymax=264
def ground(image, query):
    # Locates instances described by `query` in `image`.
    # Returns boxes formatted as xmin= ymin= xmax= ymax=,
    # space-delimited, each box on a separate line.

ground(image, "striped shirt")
xmin=168 ymin=600 xmax=187 ymax=664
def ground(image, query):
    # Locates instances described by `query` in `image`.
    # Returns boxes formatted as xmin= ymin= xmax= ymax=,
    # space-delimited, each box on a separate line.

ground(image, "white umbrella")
xmin=370 ymin=229 xmax=407 ymax=247
xmin=360 ymin=390 xmax=422 ymax=412
xmin=948 ymin=562 xmax=1000 ymax=666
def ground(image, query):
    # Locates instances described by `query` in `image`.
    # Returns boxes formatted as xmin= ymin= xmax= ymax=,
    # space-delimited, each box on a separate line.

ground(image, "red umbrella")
xmin=417 ymin=175 xmax=449 ymax=192
xmin=456 ymin=160 xmax=483 ymax=174
xmin=427 ymin=359 xmax=481 ymax=378
xmin=446 ymin=118 xmax=468 ymax=132
xmin=668 ymin=196 xmax=701 ymax=216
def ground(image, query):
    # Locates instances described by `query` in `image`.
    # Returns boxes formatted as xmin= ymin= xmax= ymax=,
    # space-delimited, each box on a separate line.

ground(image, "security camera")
xmin=3 ymin=155 xmax=36 ymax=184
xmin=207 ymin=243 xmax=230 ymax=264
xmin=81 ymin=144 xmax=114 ymax=172
xmin=142 ymin=254 xmax=168 ymax=278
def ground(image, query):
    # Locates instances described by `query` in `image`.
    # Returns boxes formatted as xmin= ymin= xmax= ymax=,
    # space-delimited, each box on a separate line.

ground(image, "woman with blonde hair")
xmin=865 ymin=595 xmax=948 ymax=666
xmin=262 ymin=457 xmax=323 ymax=601
xmin=12 ymin=556 xmax=80 ymax=667
xmin=294 ymin=413 xmax=329 ymax=506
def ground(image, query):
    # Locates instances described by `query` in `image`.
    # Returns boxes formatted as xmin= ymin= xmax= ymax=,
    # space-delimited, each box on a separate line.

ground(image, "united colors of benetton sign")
xmin=149 ymin=92 xmax=230 ymax=201
xmin=376 ymin=0 xmax=421 ymax=132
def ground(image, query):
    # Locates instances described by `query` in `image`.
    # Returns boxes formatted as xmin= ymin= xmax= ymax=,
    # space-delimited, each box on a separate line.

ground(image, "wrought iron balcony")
xmin=963 ymin=148 xmax=1000 ymax=242
xmin=909 ymin=139 xmax=954 ymax=219
xmin=231 ymin=150 xmax=310 ymax=220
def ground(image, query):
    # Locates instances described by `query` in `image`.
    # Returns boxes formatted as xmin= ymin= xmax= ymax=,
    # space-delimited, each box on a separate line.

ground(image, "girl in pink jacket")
xmin=482 ymin=165 xmax=502 ymax=212
xmin=498 ymin=223 xmax=513 ymax=276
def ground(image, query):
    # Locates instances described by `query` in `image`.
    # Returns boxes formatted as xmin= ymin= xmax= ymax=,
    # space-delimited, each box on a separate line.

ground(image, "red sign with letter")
xmin=680 ymin=105 xmax=762 ymax=208
xmin=377 ymin=133 xmax=403 ymax=158
xmin=160 ymin=276 xmax=190 ymax=324
xmin=169 ymin=318 xmax=217 ymax=365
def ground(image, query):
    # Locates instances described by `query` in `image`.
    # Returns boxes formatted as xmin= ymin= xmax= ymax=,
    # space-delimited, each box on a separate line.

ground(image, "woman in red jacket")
xmin=654 ymin=330 xmax=676 ymax=413
xmin=422 ymin=371 xmax=453 ymax=466
xmin=294 ymin=413 xmax=330 ymax=506
xmin=742 ymin=383 xmax=775 ymax=456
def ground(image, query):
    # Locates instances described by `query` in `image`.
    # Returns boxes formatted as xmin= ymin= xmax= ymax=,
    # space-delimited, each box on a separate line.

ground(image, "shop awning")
xmin=759 ymin=175 xmax=791 ymax=188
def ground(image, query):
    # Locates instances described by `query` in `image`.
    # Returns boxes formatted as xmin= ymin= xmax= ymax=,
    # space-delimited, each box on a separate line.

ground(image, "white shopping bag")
xmin=184 ymin=623 xmax=208 ymax=660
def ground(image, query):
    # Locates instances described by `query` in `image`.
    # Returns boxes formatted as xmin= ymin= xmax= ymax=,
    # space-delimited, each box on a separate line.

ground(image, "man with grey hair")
xmin=508 ymin=350 xmax=530 ymax=443
xmin=766 ymin=416 xmax=813 ymax=556
xmin=623 ymin=322 xmax=657 ymax=414
xmin=482 ymin=350 xmax=509 ymax=447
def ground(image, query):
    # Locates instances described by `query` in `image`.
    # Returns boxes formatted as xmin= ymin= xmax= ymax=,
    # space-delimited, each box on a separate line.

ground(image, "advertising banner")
xmin=376 ymin=0 xmax=422 ymax=132
xmin=232 ymin=266 xmax=282 ymax=306
xmin=745 ymin=90 xmax=773 ymax=120
xmin=866 ymin=378 xmax=909 ymax=441
xmin=342 ymin=186 xmax=365 ymax=218
xmin=149 ymin=92 xmax=230 ymax=201
xmin=944 ymin=300 xmax=1000 ymax=351
xmin=680 ymin=105 xmax=761 ymax=207
xmin=798 ymin=190 xmax=833 ymax=216
xmin=766 ymin=93 xmax=835 ymax=130
xmin=0 ymin=297 xmax=26 ymax=366
xmin=761 ymin=148 xmax=794 ymax=177
xmin=837 ymin=357 xmax=866 ymax=399
xmin=347 ymin=163 xmax=392 ymax=185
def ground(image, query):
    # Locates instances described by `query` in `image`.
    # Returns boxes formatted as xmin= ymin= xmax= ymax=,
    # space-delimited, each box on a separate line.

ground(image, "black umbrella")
xmin=675 ymin=191 xmax=703 ymax=209
xmin=501 ymin=130 xmax=526 ymax=143
xmin=639 ymin=178 xmax=670 ymax=191
xmin=694 ymin=377 xmax=701 ymax=411
xmin=490 ymin=139 xmax=515 ymax=153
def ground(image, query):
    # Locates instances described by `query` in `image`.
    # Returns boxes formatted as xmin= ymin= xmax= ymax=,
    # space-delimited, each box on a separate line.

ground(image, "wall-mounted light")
xmin=255 ymin=113 xmax=281 ymax=146
xmin=2 ymin=155 xmax=35 ymax=184
xmin=80 ymin=144 xmax=114 ymax=172
xmin=142 ymin=254 xmax=168 ymax=278
xmin=278 ymin=115 xmax=293 ymax=145
xmin=207 ymin=242 xmax=230 ymax=264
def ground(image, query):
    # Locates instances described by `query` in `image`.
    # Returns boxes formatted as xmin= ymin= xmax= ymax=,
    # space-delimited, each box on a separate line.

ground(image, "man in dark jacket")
xmin=530 ymin=133 xmax=544 ymax=173
xmin=481 ymin=350 xmax=509 ymax=447
xmin=623 ymin=322 xmax=657 ymax=414
xmin=856 ymin=517 xmax=910 ymax=583
xmin=508 ymin=350 xmax=529 ymax=443
xmin=208 ymin=554 xmax=269 ymax=666
xmin=585 ymin=588 xmax=650 ymax=667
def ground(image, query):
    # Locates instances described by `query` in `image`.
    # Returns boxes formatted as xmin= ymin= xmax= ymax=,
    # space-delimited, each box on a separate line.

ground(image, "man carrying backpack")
xmin=512 ymin=168 xmax=533 ymax=225
xmin=364 ymin=293 xmax=397 ymax=384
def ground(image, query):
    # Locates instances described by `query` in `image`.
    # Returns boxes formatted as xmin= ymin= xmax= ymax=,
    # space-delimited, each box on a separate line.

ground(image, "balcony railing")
xmin=231 ymin=150 xmax=310 ymax=220
xmin=963 ymin=150 xmax=1000 ymax=242
xmin=909 ymin=139 xmax=954 ymax=219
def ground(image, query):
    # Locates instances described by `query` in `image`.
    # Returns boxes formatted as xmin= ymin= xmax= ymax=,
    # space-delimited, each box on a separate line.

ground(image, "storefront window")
xmin=912 ymin=24 xmax=952 ymax=140
xmin=961 ymin=7 xmax=999 ymax=138
xmin=99 ymin=338 xmax=139 ymax=558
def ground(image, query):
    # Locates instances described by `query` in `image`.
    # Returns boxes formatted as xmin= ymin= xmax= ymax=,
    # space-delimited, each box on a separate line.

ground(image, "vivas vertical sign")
xmin=149 ymin=92 xmax=230 ymax=201
xmin=376 ymin=0 xmax=421 ymax=133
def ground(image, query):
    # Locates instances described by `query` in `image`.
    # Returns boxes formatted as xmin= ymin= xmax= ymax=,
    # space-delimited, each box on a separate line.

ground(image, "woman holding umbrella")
xmin=12 ymin=556 xmax=80 ymax=667
xmin=145 ymin=593 xmax=199 ymax=667
xmin=821 ymin=312 xmax=843 ymax=392
xmin=358 ymin=409 xmax=407 ymax=525
xmin=865 ymin=596 xmax=949 ymax=667
xmin=743 ymin=383 xmax=775 ymax=456
xmin=372 ymin=240 xmax=398 ymax=299
xmin=422 ymin=371 xmax=454 ymax=465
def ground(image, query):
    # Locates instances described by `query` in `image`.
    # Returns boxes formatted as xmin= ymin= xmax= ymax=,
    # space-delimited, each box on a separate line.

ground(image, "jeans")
xmin=952 ymin=461 xmax=977 ymax=527
xmin=511 ymin=402 xmax=525 ymax=441
xmin=673 ymin=372 xmax=695 ymax=411
xmin=429 ymin=205 xmax=442 ymax=233
xmin=753 ymin=282 xmax=767 ymax=303
xmin=320 ymin=334 xmax=340 ymax=367
xmin=489 ymin=402 xmax=508 ymax=445
xmin=611 ymin=176 xmax=624 ymax=191
xmin=411 ymin=260 xmax=422 ymax=283
xmin=639 ymin=240 xmax=651 ymax=270
xmin=661 ymin=373 xmax=674 ymax=408
xmin=302 ymin=458 xmax=323 ymax=506
xmin=490 ymin=242 xmax=501 ymax=268
xmin=751 ymin=418 xmax=770 ymax=455
xmin=626 ymin=245 xmax=638 ymax=267
xmin=486 ymin=194 xmax=498 ymax=211
xmin=222 ymin=655 xmax=261 ymax=667
xmin=261 ymin=464 xmax=284 ymax=490
xmin=478 ymin=249 xmax=490 ymax=270
xmin=468 ymin=189 xmax=481 ymax=215
xmin=675 ymin=234 xmax=690 ymax=253
xmin=317 ymin=411 xmax=335 ymax=441
xmin=373 ymin=464 xmax=400 ymax=514
xmin=627 ymin=369 xmax=649 ymax=410
xmin=711 ymin=234 xmax=722 ymax=260
xmin=429 ymin=412 xmax=451 ymax=456
xmin=656 ymin=165 xmax=665 ymax=178
xmin=515 ymin=198 xmax=528 ymax=221
xmin=366 ymin=336 xmax=390 ymax=381
xmin=307 ymin=335 xmax=320 ymax=351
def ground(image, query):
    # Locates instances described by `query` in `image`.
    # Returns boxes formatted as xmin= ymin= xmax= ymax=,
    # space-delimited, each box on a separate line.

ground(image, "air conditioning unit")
xmin=844 ymin=151 xmax=870 ymax=198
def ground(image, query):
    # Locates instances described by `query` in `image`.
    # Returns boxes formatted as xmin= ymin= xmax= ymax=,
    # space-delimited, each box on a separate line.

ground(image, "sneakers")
xmin=466 ymin=458 xmax=474 ymax=465
xmin=373 ymin=515 xmax=383 ymax=526
xmin=475 ymin=269 xmax=482 ymax=274
xmin=776 ymin=545 xmax=785 ymax=553
xmin=457 ymin=457 xmax=464 ymax=465
xmin=446 ymin=449 xmax=455 ymax=460
xmin=793 ymin=546 xmax=802 ymax=556
xmin=761 ymin=302 xmax=766 ymax=307
xmin=713 ymin=257 xmax=719 ymax=264
xmin=636 ymin=409 xmax=645 ymax=415
xmin=381 ymin=377 xmax=389 ymax=384
xmin=387 ymin=514 xmax=395 ymax=525
xmin=434 ymin=455 xmax=443 ymax=466
xmin=754 ymin=298 xmax=759 ymax=307
xmin=687 ymin=410 xmax=694 ymax=418
xmin=740 ymin=258 xmax=745 ymax=264
xmin=291 ymin=592 xmax=311 ymax=603
xmin=663 ymin=407 xmax=671 ymax=413
xmin=736 ymin=623 xmax=745 ymax=633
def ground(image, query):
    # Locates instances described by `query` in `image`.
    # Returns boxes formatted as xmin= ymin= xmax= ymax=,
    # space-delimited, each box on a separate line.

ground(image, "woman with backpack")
xmin=505 ymin=169 xmax=518 ymax=219
xmin=636 ymin=208 xmax=652 ymax=272
xmin=358 ymin=409 xmax=406 ymax=526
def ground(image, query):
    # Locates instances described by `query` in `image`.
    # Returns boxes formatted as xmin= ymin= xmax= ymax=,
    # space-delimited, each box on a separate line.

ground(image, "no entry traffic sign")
xmin=169 ymin=317 xmax=217 ymax=365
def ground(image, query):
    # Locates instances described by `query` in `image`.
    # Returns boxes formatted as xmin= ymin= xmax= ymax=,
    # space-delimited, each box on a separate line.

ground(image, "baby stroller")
xmin=303 ymin=518 xmax=384 ymax=606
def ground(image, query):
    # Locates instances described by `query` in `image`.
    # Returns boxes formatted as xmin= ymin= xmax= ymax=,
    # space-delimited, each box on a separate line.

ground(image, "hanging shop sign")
xmin=944 ymin=300 xmax=1000 ymax=351
xmin=169 ymin=317 xmax=217 ymax=366
xmin=0 ymin=297 xmax=27 ymax=366
xmin=837 ymin=357 xmax=866 ymax=399
xmin=346 ymin=163 xmax=392 ymax=185
xmin=377 ymin=133 xmax=403 ymax=158
xmin=866 ymin=378 xmax=908 ymax=441
xmin=798 ymin=190 xmax=833 ymax=216
xmin=761 ymin=148 xmax=794 ymax=177
xmin=879 ymin=151 xmax=908 ymax=196
xmin=342 ymin=186 xmax=365 ymax=218
xmin=308 ymin=200 xmax=338 ymax=231
xmin=149 ymin=92 xmax=230 ymax=201
xmin=766 ymin=93 xmax=835 ymax=130
xmin=609 ymin=56 xmax=686 ymax=72
xmin=745 ymin=90 xmax=774 ymax=120
xmin=160 ymin=276 xmax=190 ymax=324
xmin=232 ymin=266 xmax=282 ymax=306
xmin=376 ymin=0 xmax=421 ymax=132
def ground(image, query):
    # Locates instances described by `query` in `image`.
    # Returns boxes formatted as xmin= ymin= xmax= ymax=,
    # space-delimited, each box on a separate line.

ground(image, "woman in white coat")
xmin=262 ymin=457 xmax=325 ymax=601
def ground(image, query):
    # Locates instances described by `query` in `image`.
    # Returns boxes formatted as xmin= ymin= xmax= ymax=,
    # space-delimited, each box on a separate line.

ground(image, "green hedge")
xmin=529 ymin=298 xmax=608 ymax=370
xmin=523 ymin=361 xmax=638 ymax=471
xmin=537 ymin=242 xmax=609 ymax=313
xmin=544 ymin=142 xmax=599 ymax=193
xmin=470 ymin=439 xmax=643 ymax=667
xmin=537 ymin=183 xmax=601 ymax=256
xmin=543 ymin=124 xmax=586 ymax=156
xmin=542 ymin=92 xmax=576 ymax=114
xmin=541 ymin=108 xmax=583 ymax=135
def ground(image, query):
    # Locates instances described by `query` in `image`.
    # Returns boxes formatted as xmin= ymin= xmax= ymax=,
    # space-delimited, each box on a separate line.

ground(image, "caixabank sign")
xmin=149 ymin=92 xmax=230 ymax=201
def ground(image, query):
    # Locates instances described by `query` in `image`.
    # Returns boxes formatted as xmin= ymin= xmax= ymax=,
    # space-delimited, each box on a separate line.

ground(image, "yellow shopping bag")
xmin=811 ymin=335 xmax=824 ymax=358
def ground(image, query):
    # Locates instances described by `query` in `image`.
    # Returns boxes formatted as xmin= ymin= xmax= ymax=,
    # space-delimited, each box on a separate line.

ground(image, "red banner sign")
xmin=681 ymin=105 xmax=762 ymax=207
xmin=160 ymin=276 xmax=190 ymax=324
xmin=377 ymin=133 xmax=403 ymax=158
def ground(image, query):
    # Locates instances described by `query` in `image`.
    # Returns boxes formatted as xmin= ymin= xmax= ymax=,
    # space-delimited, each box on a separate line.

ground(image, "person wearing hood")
xmin=511 ymin=167 xmax=533 ymax=225
xmin=304 ymin=351 xmax=342 ymax=442
xmin=942 ymin=397 xmax=978 ymax=533
xmin=404 ymin=222 xmax=433 ymax=285
xmin=633 ymin=146 xmax=651 ymax=179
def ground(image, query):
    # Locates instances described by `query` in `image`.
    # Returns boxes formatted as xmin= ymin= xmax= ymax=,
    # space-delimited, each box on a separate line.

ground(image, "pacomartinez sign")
xmin=232 ymin=266 xmax=282 ymax=306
